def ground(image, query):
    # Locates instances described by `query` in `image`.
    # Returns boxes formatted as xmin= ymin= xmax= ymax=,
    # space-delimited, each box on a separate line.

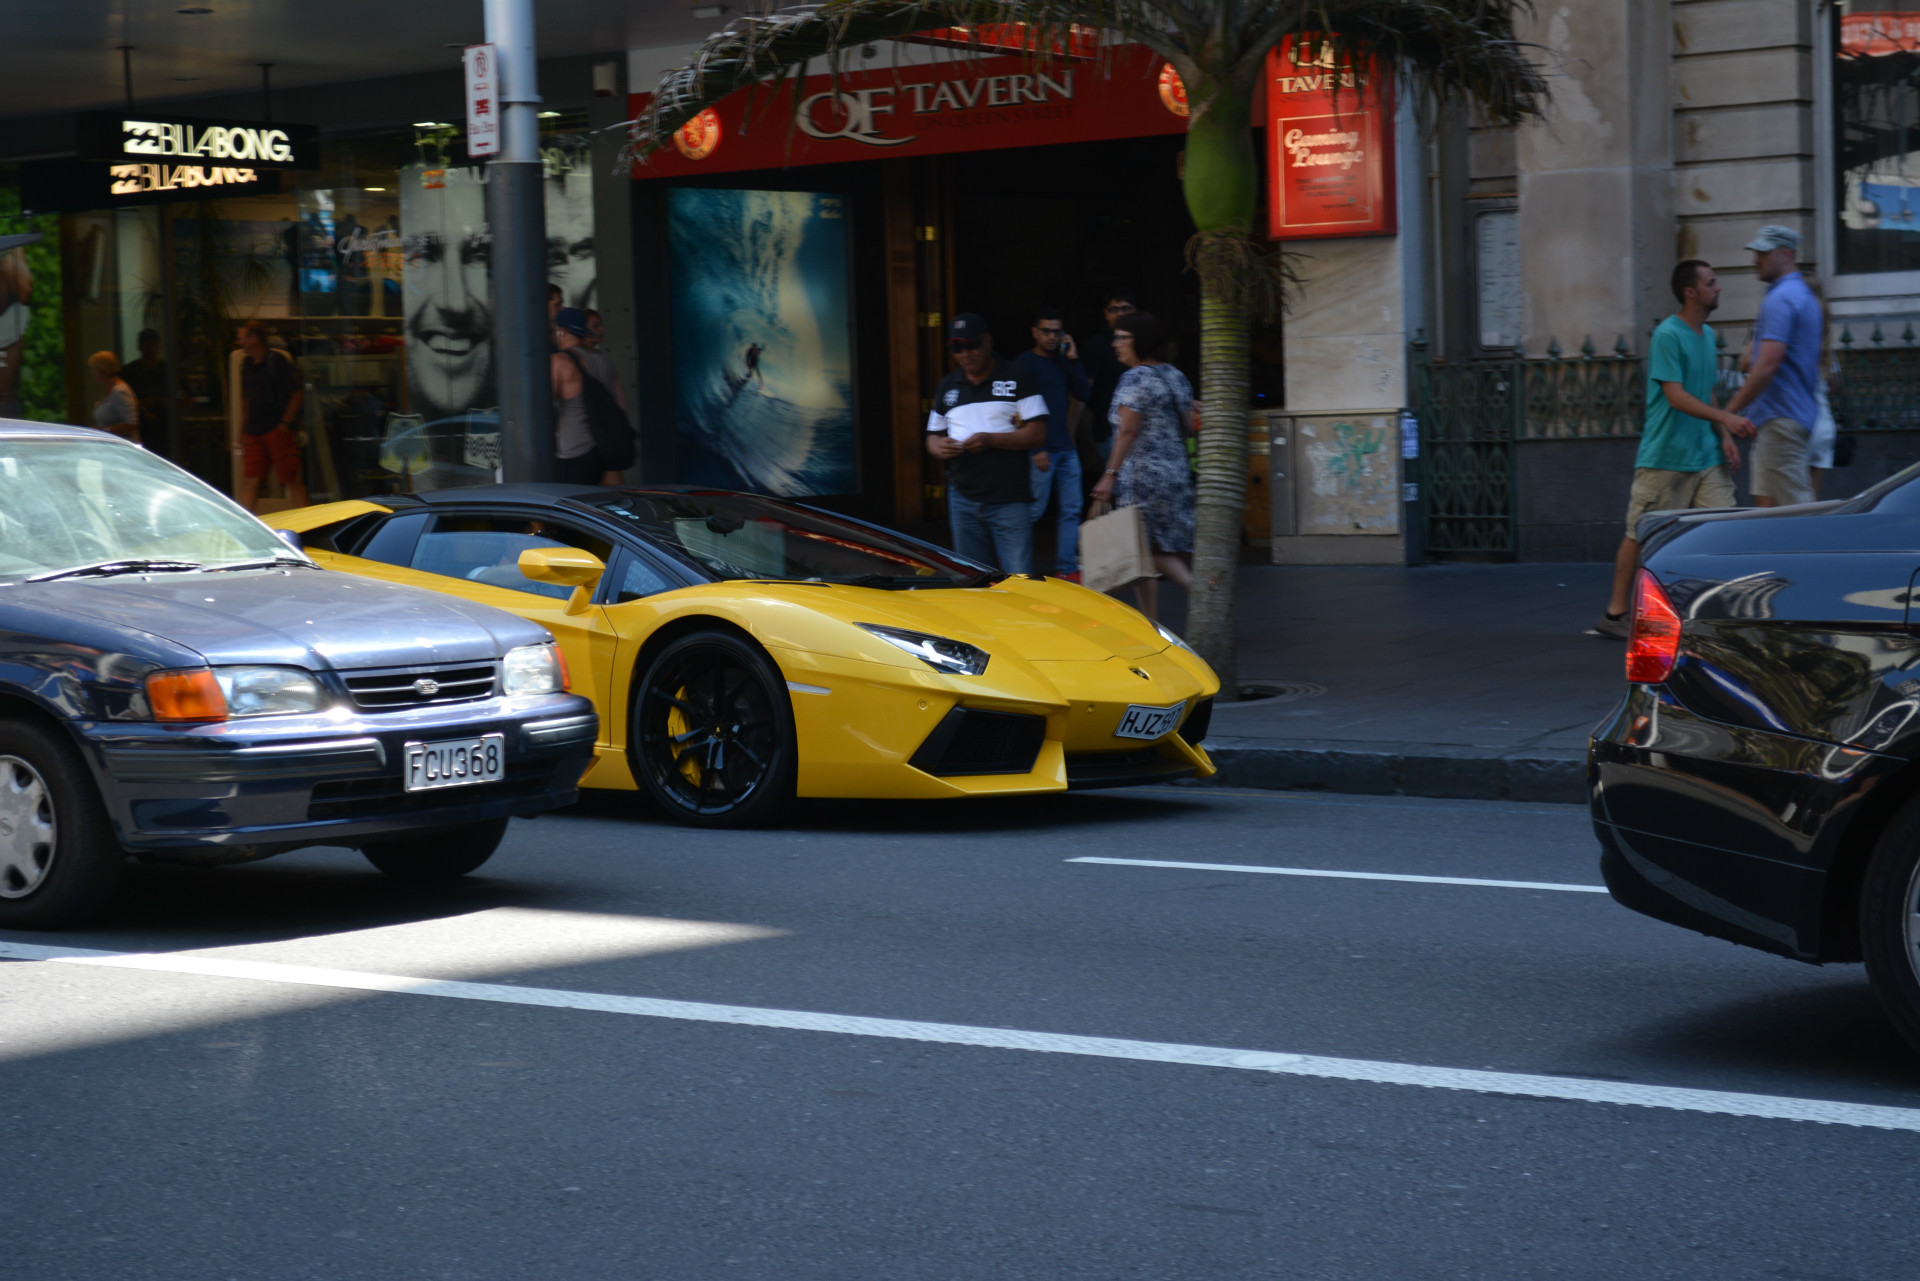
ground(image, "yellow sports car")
xmin=270 ymin=486 xmax=1218 ymax=826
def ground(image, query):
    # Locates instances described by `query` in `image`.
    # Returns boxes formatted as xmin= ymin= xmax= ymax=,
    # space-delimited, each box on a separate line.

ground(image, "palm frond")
xmin=624 ymin=0 xmax=1543 ymax=168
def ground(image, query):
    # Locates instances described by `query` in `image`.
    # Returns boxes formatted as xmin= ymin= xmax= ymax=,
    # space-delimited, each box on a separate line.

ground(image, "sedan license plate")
xmin=404 ymin=734 xmax=505 ymax=792
xmin=1114 ymin=701 xmax=1186 ymax=741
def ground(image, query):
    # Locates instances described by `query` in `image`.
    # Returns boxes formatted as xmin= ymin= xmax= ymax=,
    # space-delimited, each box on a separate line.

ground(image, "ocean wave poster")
xmin=668 ymin=189 xmax=857 ymax=497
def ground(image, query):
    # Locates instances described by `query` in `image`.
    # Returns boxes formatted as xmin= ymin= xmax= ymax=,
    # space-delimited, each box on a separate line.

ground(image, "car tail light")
xmin=146 ymin=669 xmax=228 ymax=722
xmin=1626 ymin=570 xmax=1682 ymax=684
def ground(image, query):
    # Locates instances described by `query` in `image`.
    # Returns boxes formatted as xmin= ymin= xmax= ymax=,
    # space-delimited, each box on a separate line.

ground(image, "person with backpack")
xmin=551 ymin=307 xmax=635 ymax=485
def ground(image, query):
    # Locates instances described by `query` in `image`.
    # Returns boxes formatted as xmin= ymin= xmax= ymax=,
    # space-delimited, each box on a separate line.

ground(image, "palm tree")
xmin=626 ymin=0 xmax=1544 ymax=696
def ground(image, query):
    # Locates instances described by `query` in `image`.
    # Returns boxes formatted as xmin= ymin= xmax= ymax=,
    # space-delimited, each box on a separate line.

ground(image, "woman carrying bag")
xmin=1087 ymin=312 xmax=1195 ymax=624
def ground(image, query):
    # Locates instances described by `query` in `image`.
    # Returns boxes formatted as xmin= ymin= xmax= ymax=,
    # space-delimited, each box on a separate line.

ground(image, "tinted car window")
xmin=1834 ymin=461 xmax=1920 ymax=514
xmin=613 ymin=551 xmax=677 ymax=604
xmin=411 ymin=515 xmax=612 ymax=600
xmin=0 ymin=437 xmax=286 ymax=582
xmin=582 ymin=491 xmax=983 ymax=586
xmin=356 ymin=510 xmax=430 ymax=566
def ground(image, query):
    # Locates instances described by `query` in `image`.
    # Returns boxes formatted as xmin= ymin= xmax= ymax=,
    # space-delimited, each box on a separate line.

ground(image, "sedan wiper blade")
xmin=28 ymin=559 xmax=204 ymax=582
xmin=956 ymin=570 xmax=1005 ymax=588
xmin=202 ymin=556 xmax=315 ymax=572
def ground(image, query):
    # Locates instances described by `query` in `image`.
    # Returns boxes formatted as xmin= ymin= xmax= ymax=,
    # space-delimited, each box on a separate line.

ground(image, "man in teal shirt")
xmin=1594 ymin=259 xmax=1756 ymax=638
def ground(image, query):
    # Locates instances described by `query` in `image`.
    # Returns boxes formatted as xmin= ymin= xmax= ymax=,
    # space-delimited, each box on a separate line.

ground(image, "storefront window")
xmin=1835 ymin=4 xmax=1920 ymax=275
xmin=1 ymin=116 xmax=596 ymax=503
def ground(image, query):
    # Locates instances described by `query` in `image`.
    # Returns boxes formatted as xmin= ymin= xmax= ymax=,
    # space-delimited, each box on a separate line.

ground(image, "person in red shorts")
xmin=236 ymin=322 xmax=307 ymax=512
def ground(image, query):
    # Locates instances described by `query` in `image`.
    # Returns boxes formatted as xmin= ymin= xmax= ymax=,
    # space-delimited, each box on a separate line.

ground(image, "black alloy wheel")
xmin=1862 ymin=794 xmax=1920 ymax=1056
xmin=633 ymin=630 xmax=795 ymax=828
xmin=0 ymin=718 xmax=124 ymax=929
xmin=360 ymin=817 xmax=509 ymax=882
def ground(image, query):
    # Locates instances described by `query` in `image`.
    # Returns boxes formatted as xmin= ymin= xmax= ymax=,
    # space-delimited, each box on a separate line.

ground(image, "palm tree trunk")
xmin=1188 ymin=285 xmax=1248 ymax=696
xmin=1180 ymin=83 xmax=1256 ymax=698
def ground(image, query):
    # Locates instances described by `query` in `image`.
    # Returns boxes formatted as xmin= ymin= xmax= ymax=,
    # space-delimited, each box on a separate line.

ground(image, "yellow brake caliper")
xmin=666 ymin=685 xmax=702 ymax=787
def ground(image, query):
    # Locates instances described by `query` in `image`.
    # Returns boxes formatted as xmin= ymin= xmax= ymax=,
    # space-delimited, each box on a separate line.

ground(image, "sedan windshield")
xmin=0 ymin=437 xmax=293 ymax=583
xmin=583 ymin=491 xmax=987 ymax=586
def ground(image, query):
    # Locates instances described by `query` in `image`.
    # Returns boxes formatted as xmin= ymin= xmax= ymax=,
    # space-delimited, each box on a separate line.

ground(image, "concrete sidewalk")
xmin=1151 ymin=562 xmax=1622 ymax=804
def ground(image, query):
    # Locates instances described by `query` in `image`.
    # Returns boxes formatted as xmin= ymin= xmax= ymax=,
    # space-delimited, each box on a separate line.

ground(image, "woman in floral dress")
xmin=1088 ymin=312 xmax=1194 ymax=623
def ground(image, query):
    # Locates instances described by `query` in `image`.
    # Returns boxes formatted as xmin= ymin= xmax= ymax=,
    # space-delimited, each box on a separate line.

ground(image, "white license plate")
xmin=403 ymin=734 xmax=506 ymax=792
xmin=1114 ymin=701 xmax=1186 ymax=741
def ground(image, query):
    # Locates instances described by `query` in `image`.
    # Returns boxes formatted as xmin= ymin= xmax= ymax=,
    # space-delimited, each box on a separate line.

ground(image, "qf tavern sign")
xmin=795 ymin=70 xmax=1076 ymax=147
xmin=75 ymin=112 xmax=320 ymax=170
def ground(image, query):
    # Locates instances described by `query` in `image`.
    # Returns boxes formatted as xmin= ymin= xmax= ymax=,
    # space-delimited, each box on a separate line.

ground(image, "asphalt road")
xmin=4 ymin=786 xmax=1919 ymax=1279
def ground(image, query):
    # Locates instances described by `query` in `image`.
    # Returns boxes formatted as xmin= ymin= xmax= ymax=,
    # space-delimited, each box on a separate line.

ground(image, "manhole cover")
xmin=1221 ymin=681 xmax=1327 ymax=706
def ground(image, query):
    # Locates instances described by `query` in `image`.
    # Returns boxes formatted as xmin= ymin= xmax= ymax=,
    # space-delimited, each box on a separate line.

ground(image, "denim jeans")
xmin=1030 ymin=449 xmax=1083 ymax=574
xmin=947 ymin=487 xmax=1032 ymax=574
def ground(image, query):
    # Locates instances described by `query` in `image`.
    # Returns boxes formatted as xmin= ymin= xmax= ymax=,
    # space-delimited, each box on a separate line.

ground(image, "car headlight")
xmin=1155 ymin=622 xmax=1198 ymax=655
xmin=502 ymin=642 xmax=568 ymax=695
xmin=857 ymin=624 xmax=990 ymax=676
xmin=147 ymin=666 xmax=326 ymax=721
xmin=216 ymin=666 xmax=327 ymax=717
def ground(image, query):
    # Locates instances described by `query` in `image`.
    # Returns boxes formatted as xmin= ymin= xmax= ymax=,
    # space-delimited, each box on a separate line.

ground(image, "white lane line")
xmin=2 ymin=940 xmax=1914 ymax=1132
xmin=1068 ymin=856 xmax=1608 ymax=893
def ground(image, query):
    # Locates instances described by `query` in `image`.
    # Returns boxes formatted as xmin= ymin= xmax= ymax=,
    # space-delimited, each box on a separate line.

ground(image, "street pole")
xmin=484 ymin=0 xmax=550 ymax=482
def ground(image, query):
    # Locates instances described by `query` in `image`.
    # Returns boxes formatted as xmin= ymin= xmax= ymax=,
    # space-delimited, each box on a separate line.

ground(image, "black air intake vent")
xmin=909 ymin=707 xmax=1046 ymax=777
xmin=1180 ymin=697 xmax=1213 ymax=748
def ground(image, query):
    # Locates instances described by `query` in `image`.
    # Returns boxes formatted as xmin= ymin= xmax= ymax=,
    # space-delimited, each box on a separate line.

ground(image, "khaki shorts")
xmin=1750 ymin=416 xmax=1815 ymax=506
xmin=1624 ymin=465 xmax=1735 ymax=539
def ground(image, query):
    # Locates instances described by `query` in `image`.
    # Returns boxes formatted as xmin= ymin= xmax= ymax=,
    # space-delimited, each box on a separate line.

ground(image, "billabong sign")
xmin=76 ymin=112 xmax=319 ymax=170
xmin=109 ymin=163 xmax=262 ymax=195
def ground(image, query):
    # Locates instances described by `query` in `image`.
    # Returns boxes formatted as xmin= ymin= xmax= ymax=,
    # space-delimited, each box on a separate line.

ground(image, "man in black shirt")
xmin=1085 ymin=288 xmax=1137 ymax=455
xmin=925 ymin=313 xmax=1048 ymax=573
xmin=237 ymin=322 xmax=307 ymax=512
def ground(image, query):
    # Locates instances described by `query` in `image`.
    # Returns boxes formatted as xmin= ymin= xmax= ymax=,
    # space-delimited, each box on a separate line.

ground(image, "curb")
xmin=1199 ymin=745 xmax=1588 ymax=805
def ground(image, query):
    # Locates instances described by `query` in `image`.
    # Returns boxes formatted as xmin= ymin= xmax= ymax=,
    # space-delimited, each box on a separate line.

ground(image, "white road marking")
xmin=1 ymin=939 xmax=1913 ymax=1132
xmin=1068 ymin=856 xmax=1608 ymax=893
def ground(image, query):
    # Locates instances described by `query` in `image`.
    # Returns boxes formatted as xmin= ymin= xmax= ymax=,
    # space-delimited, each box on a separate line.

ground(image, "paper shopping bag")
xmin=1079 ymin=502 xmax=1158 ymax=595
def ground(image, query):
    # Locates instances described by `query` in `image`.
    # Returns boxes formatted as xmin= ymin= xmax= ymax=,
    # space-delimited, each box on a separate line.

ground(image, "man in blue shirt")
xmin=1012 ymin=307 xmax=1092 ymax=580
xmin=1594 ymin=259 xmax=1755 ymax=638
xmin=1724 ymin=225 xmax=1823 ymax=507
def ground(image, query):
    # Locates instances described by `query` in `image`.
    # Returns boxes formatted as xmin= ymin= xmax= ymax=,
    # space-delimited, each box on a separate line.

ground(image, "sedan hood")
xmin=29 ymin=567 xmax=548 ymax=671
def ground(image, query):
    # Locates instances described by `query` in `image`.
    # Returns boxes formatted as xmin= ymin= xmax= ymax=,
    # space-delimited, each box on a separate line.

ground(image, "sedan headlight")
xmin=146 ymin=666 xmax=326 ymax=721
xmin=502 ymin=642 xmax=568 ymax=695
xmin=857 ymin=624 xmax=990 ymax=676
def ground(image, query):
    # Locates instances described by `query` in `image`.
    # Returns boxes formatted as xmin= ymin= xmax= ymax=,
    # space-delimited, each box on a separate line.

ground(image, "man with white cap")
xmin=1723 ymin=225 xmax=1824 ymax=507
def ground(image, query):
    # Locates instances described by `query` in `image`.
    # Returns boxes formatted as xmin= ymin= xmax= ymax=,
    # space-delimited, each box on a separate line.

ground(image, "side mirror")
xmin=518 ymin=547 xmax=605 ymax=586
xmin=275 ymin=528 xmax=304 ymax=552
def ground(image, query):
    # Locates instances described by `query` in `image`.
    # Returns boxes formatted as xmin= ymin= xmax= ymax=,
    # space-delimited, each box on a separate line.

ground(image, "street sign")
xmin=464 ymin=43 xmax=501 ymax=157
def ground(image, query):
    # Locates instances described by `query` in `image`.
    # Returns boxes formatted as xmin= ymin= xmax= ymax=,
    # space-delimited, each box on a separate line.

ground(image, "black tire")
xmin=632 ymin=629 xmax=796 ymax=828
xmin=1860 ymin=795 xmax=1920 ymax=1056
xmin=361 ymin=817 xmax=508 ymax=882
xmin=0 ymin=719 xmax=124 ymax=929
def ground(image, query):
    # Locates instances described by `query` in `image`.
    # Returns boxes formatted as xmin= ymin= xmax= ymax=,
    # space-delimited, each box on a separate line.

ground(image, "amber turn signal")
xmin=146 ymin=669 xmax=228 ymax=722
xmin=553 ymin=644 xmax=572 ymax=692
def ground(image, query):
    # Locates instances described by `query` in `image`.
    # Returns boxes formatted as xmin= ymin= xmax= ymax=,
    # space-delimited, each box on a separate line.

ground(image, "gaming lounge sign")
xmin=21 ymin=112 xmax=319 ymax=212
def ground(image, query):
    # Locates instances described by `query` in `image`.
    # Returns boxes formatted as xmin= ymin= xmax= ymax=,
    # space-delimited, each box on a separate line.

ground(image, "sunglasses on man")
xmin=948 ymin=337 xmax=985 ymax=352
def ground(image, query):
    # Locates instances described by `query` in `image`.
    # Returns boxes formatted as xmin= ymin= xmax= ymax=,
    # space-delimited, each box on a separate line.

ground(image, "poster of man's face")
xmin=400 ymin=166 xmax=494 ymax=423
xmin=397 ymin=159 xmax=595 ymax=424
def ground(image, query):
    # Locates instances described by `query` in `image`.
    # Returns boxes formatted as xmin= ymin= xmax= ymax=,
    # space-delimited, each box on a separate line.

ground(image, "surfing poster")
xmin=667 ymin=188 xmax=856 ymax=497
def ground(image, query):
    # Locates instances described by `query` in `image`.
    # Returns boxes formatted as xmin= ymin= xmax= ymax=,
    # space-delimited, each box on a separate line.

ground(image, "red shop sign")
xmin=1265 ymin=36 xmax=1395 ymax=240
xmin=630 ymin=45 xmax=1188 ymax=177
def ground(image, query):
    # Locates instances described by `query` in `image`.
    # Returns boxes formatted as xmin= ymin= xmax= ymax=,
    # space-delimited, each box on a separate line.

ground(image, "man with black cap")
xmin=1723 ymin=224 xmax=1823 ymax=507
xmin=926 ymin=313 xmax=1049 ymax=573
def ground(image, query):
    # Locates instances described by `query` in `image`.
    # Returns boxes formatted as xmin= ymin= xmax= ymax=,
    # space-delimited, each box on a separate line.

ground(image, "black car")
xmin=1590 ymin=464 xmax=1920 ymax=1052
xmin=0 ymin=422 xmax=597 ymax=928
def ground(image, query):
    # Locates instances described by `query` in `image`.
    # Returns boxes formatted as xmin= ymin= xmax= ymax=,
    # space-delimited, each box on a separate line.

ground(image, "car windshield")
xmin=582 ymin=491 xmax=987 ymax=586
xmin=0 ymin=437 xmax=292 ymax=583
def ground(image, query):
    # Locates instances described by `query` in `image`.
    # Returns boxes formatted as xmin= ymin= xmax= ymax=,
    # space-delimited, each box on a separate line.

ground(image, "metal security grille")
xmin=1414 ymin=357 xmax=1518 ymax=556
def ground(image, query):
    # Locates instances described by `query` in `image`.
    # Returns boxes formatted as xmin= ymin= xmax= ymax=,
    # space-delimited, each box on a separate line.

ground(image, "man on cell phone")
xmin=1013 ymin=306 xmax=1091 ymax=581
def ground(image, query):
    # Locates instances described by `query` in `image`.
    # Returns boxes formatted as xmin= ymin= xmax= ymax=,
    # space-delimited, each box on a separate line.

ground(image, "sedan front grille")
xmin=342 ymin=662 xmax=497 ymax=712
